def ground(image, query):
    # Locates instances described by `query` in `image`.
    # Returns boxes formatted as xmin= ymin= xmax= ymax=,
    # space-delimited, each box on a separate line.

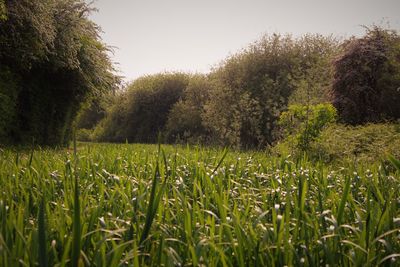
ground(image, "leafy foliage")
xmin=288 ymin=34 xmax=340 ymax=105
xmin=331 ymin=26 xmax=400 ymax=124
xmin=308 ymin=122 xmax=400 ymax=163
xmin=278 ymin=103 xmax=337 ymax=152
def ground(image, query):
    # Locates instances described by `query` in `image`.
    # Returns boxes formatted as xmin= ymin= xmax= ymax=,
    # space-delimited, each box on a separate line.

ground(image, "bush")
xmin=309 ymin=123 xmax=400 ymax=163
xmin=331 ymin=26 xmax=400 ymax=124
xmin=277 ymin=103 xmax=337 ymax=154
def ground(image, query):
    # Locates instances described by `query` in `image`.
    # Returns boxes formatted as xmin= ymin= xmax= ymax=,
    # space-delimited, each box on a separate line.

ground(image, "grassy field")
xmin=0 ymin=143 xmax=399 ymax=266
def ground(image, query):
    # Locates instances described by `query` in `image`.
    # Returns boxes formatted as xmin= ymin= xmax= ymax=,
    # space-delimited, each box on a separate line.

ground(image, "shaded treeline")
xmin=78 ymin=26 xmax=400 ymax=149
xmin=0 ymin=0 xmax=118 ymax=146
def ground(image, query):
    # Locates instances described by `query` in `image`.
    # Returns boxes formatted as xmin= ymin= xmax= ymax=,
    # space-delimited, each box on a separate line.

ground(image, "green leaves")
xmin=92 ymin=73 xmax=189 ymax=143
xmin=139 ymin=163 xmax=161 ymax=246
xmin=278 ymin=103 xmax=337 ymax=152
xmin=202 ymin=33 xmax=339 ymax=148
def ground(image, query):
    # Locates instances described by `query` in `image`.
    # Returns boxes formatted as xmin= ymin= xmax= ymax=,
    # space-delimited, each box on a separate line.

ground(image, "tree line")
xmin=78 ymin=33 xmax=340 ymax=147
xmin=77 ymin=26 xmax=400 ymax=149
xmin=1 ymin=0 xmax=399 ymax=148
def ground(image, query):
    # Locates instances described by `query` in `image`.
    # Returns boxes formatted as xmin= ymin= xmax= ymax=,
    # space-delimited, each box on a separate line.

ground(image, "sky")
xmin=87 ymin=0 xmax=400 ymax=83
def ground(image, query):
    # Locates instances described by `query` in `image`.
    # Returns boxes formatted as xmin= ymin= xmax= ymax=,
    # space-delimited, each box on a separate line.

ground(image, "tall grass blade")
xmin=38 ymin=197 xmax=47 ymax=267
xmin=211 ymin=148 xmax=229 ymax=176
xmin=139 ymin=162 xmax=160 ymax=246
xmin=28 ymin=147 xmax=34 ymax=167
xmin=71 ymin=131 xmax=81 ymax=267
xmin=71 ymin=172 xmax=81 ymax=267
xmin=388 ymin=155 xmax=400 ymax=171
xmin=337 ymin=175 xmax=351 ymax=226
xmin=378 ymin=254 xmax=400 ymax=265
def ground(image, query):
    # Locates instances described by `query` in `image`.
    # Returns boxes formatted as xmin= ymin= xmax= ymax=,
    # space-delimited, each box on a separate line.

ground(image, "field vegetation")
xmin=0 ymin=143 xmax=399 ymax=266
xmin=1 ymin=0 xmax=400 ymax=266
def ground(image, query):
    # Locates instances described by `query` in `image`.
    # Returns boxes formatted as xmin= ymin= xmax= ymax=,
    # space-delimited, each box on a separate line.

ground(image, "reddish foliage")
xmin=331 ymin=26 xmax=400 ymax=124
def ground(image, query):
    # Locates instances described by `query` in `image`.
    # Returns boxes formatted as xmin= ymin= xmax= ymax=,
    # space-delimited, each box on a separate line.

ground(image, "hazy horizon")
xmin=87 ymin=0 xmax=400 ymax=83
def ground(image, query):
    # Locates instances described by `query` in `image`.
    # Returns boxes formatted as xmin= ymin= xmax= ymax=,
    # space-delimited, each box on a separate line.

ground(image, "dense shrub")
xmin=309 ymin=123 xmax=400 ymax=163
xmin=331 ymin=26 xmax=400 ymax=124
xmin=288 ymin=34 xmax=340 ymax=105
xmin=90 ymin=93 xmax=128 ymax=142
xmin=278 ymin=103 xmax=337 ymax=152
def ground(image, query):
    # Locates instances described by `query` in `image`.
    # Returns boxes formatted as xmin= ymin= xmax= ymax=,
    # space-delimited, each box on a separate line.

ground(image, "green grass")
xmin=0 ymin=143 xmax=399 ymax=266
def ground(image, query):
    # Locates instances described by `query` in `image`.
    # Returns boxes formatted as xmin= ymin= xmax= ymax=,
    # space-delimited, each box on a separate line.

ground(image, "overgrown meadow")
xmin=1 ymin=143 xmax=399 ymax=266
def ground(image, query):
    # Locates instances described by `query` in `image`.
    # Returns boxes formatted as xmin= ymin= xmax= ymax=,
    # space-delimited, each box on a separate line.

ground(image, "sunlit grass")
xmin=0 ymin=143 xmax=399 ymax=266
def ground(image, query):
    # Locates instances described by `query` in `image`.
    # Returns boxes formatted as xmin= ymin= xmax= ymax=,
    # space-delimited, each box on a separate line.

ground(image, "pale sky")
xmin=87 ymin=0 xmax=400 ymax=83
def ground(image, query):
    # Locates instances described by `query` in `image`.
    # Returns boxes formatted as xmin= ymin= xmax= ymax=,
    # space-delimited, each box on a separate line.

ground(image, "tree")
xmin=93 ymin=73 xmax=189 ymax=143
xmin=331 ymin=26 xmax=400 ymax=124
xmin=203 ymin=33 xmax=339 ymax=148
xmin=0 ymin=0 xmax=118 ymax=145
xmin=288 ymin=34 xmax=340 ymax=105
